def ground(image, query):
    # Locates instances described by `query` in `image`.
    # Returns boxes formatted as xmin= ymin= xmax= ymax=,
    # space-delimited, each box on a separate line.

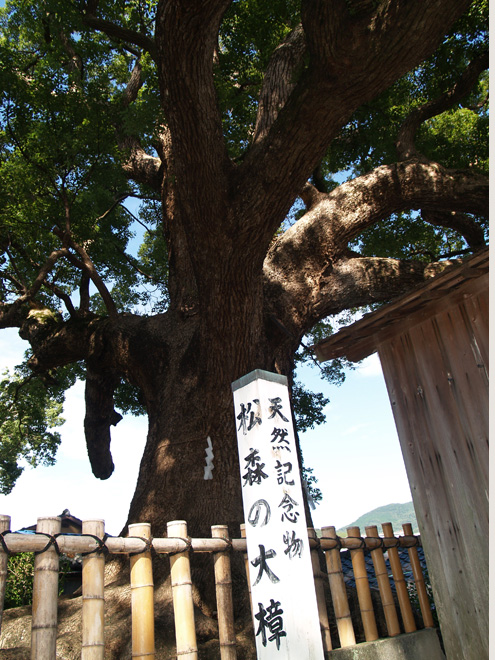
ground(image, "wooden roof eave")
xmin=313 ymin=248 xmax=489 ymax=363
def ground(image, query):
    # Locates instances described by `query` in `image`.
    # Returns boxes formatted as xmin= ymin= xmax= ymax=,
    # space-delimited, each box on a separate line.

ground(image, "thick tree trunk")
xmin=116 ymin=304 xmax=299 ymax=621
xmin=124 ymin=314 xmax=297 ymax=539
xmin=126 ymin=379 xmax=245 ymax=539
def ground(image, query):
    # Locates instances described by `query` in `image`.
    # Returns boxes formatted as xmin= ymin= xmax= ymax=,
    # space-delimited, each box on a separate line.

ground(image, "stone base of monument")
xmin=330 ymin=629 xmax=445 ymax=660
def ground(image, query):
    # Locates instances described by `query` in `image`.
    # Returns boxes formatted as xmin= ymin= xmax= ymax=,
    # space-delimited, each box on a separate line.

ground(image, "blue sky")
xmin=0 ymin=327 xmax=412 ymax=535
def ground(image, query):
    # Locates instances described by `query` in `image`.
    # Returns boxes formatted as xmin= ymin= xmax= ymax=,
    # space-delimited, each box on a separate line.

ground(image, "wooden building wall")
xmin=377 ymin=273 xmax=488 ymax=660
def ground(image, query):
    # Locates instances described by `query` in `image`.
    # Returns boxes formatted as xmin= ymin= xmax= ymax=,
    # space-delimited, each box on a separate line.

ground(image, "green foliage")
xmin=295 ymin=317 xmax=359 ymax=393
xmin=4 ymin=551 xmax=72 ymax=609
xmin=351 ymin=212 xmax=470 ymax=262
xmin=292 ymin=382 xmax=328 ymax=433
xmin=419 ymin=104 xmax=488 ymax=172
xmin=216 ymin=0 xmax=301 ymax=156
xmin=0 ymin=361 xmax=78 ymax=494
xmin=301 ymin=465 xmax=323 ymax=507
xmin=4 ymin=552 xmax=34 ymax=608
xmin=0 ymin=0 xmax=165 ymax=317
xmin=113 ymin=378 xmax=147 ymax=417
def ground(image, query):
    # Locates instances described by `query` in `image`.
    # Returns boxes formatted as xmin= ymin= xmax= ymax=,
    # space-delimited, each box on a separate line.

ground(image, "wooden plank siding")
xmin=376 ymin=279 xmax=488 ymax=660
xmin=313 ymin=250 xmax=489 ymax=660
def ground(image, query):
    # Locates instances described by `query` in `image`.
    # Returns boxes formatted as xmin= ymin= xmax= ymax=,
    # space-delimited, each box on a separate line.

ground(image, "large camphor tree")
xmin=0 ymin=0 xmax=488 ymax=599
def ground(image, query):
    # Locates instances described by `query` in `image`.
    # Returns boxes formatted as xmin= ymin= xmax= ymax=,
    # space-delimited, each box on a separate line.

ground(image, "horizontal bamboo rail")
xmin=0 ymin=515 xmax=435 ymax=657
xmin=0 ymin=532 xmax=421 ymax=555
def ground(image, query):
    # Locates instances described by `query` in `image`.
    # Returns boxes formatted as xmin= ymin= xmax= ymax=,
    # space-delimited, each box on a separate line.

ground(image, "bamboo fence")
xmin=81 ymin=520 xmax=105 ymax=660
xmin=0 ymin=516 xmax=435 ymax=658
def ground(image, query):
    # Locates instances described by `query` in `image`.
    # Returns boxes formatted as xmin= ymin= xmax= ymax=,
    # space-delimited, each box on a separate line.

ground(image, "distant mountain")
xmin=337 ymin=501 xmax=419 ymax=536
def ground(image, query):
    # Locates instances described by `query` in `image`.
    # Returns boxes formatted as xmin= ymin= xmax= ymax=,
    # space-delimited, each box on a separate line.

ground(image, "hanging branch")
xmin=84 ymin=367 xmax=123 ymax=480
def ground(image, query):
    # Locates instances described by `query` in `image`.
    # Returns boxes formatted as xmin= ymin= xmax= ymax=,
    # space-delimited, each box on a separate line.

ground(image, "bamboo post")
xmin=321 ymin=526 xmax=356 ymax=648
xmin=308 ymin=528 xmax=332 ymax=654
xmin=239 ymin=524 xmax=253 ymax=619
xmin=402 ymin=523 xmax=434 ymax=628
xmin=31 ymin=516 xmax=62 ymax=660
xmin=167 ymin=520 xmax=198 ymax=660
xmin=365 ymin=525 xmax=401 ymax=637
xmin=381 ymin=522 xmax=416 ymax=633
xmin=129 ymin=522 xmax=155 ymax=660
xmin=0 ymin=514 xmax=10 ymax=633
xmin=347 ymin=526 xmax=378 ymax=642
xmin=82 ymin=520 xmax=106 ymax=659
xmin=212 ymin=525 xmax=237 ymax=660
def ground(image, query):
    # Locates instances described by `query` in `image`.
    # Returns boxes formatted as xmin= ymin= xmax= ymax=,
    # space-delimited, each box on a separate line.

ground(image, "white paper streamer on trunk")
xmin=204 ymin=436 xmax=214 ymax=480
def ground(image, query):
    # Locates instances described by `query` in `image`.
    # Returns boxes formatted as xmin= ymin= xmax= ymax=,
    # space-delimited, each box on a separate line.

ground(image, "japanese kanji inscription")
xmin=232 ymin=369 xmax=325 ymax=659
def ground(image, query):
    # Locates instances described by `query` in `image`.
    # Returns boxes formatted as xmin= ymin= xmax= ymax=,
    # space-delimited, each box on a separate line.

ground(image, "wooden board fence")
xmin=0 ymin=516 xmax=435 ymax=658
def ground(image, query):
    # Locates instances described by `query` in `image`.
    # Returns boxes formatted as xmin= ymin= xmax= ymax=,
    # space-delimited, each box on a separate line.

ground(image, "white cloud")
xmin=356 ymin=353 xmax=383 ymax=378
xmin=340 ymin=423 xmax=369 ymax=437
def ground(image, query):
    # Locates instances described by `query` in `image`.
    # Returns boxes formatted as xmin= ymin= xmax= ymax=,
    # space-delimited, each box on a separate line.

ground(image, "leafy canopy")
xmin=0 ymin=0 xmax=488 ymax=492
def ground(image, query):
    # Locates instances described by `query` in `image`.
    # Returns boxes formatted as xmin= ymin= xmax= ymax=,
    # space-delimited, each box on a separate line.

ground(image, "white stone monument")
xmin=232 ymin=369 xmax=325 ymax=659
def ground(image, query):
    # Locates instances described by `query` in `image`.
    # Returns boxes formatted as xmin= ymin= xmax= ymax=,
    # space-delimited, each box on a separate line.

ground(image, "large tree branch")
xmin=310 ymin=255 xmax=460 ymax=320
xmin=237 ymin=0 xmax=472 ymax=241
xmin=120 ymin=136 xmax=163 ymax=189
xmin=421 ymin=210 xmax=486 ymax=250
xmin=265 ymin=251 xmax=460 ymax=343
xmin=303 ymin=159 xmax=488 ymax=245
xmin=396 ymin=49 xmax=489 ymax=160
xmin=252 ymin=24 xmax=307 ymax=143
xmin=263 ymin=159 xmax=487 ymax=335
xmin=82 ymin=13 xmax=157 ymax=60
xmin=155 ymin=0 xmax=233 ymax=239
